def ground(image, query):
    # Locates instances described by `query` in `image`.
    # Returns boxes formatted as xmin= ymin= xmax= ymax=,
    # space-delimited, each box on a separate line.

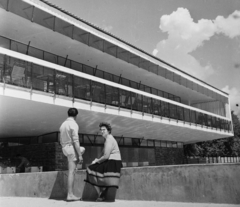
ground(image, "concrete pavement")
xmin=1 ymin=164 xmax=240 ymax=204
xmin=0 ymin=197 xmax=239 ymax=207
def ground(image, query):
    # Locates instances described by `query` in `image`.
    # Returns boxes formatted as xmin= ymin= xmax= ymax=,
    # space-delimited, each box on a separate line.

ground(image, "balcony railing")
xmin=0 ymin=35 xmax=181 ymax=104
xmin=0 ymin=131 xmax=183 ymax=148
xmin=0 ymin=52 xmax=232 ymax=133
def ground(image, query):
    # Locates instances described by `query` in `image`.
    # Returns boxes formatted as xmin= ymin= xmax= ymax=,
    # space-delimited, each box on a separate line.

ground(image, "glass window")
xmin=122 ymin=78 xmax=130 ymax=87
xmin=106 ymin=85 xmax=119 ymax=106
xmin=92 ymin=81 xmax=105 ymax=104
xmin=158 ymin=67 xmax=166 ymax=78
xmin=113 ymin=75 xmax=120 ymax=83
xmin=95 ymin=70 xmax=103 ymax=78
xmin=161 ymin=141 xmax=167 ymax=147
xmin=28 ymin=47 xmax=43 ymax=60
xmin=190 ymin=111 xmax=196 ymax=124
xmin=55 ymin=71 xmax=72 ymax=96
xmin=7 ymin=138 xmax=20 ymax=146
xmin=119 ymin=89 xmax=131 ymax=109
xmin=44 ymin=52 xmax=57 ymax=64
xmin=0 ymin=36 xmax=10 ymax=49
xmin=177 ymin=106 xmax=184 ymax=120
xmin=174 ymin=97 xmax=181 ymax=103
xmin=164 ymin=92 xmax=169 ymax=99
xmin=83 ymin=135 xmax=93 ymax=144
xmin=124 ymin=138 xmax=132 ymax=145
xmin=139 ymin=84 xmax=145 ymax=92
xmin=140 ymin=139 xmax=147 ymax=146
xmin=184 ymin=109 xmax=190 ymax=122
xmin=145 ymin=86 xmax=151 ymax=93
xmin=18 ymin=138 xmax=31 ymax=145
xmin=130 ymin=81 xmax=138 ymax=89
xmin=32 ymin=64 xmax=45 ymax=92
xmin=152 ymin=88 xmax=158 ymax=95
xmin=104 ymin=72 xmax=113 ymax=81
xmin=158 ymin=90 xmax=164 ymax=97
xmin=78 ymin=134 xmax=84 ymax=143
xmin=11 ymin=41 xmax=27 ymax=54
xmin=147 ymin=140 xmax=154 ymax=147
xmin=30 ymin=137 xmax=39 ymax=144
xmin=166 ymin=71 xmax=173 ymax=81
xmin=73 ymin=76 xmax=91 ymax=100
xmin=94 ymin=135 xmax=104 ymax=144
xmin=71 ymin=61 xmax=83 ymax=72
xmin=161 ymin=102 xmax=169 ymax=118
xmin=168 ymin=94 xmax=174 ymax=100
xmin=58 ymin=56 xmax=70 ymax=68
xmin=152 ymin=99 xmax=161 ymax=116
xmin=172 ymin=142 xmax=177 ymax=148
xmin=42 ymin=133 xmax=58 ymax=143
xmin=169 ymin=104 xmax=177 ymax=119
xmin=132 ymin=93 xmax=142 ymax=111
xmin=177 ymin=142 xmax=183 ymax=148
xmin=167 ymin=142 xmax=172 ymax=148
xmin=115 ymin=137 xmax=123 ymax=145
xmin=155 ymin=141 xmax=161 ymax=147
xmin=143 ymin=96 xmax=152 ymax=114
xmin=132 ymin=138 xmax=141 ymax=146
xmin=83 ymin=65 xmax=94 ymax=75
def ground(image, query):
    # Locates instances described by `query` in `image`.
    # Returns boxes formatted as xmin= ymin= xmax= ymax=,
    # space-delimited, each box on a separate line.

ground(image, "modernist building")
xmin=0 ymin=0 xmax=234 ymax=169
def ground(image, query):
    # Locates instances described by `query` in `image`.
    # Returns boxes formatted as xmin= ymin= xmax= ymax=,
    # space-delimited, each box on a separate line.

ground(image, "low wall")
xmin=0 ymin=143 xmax=184 ymax=170
xmin=1 ymin=163 xmax=239 ymax=204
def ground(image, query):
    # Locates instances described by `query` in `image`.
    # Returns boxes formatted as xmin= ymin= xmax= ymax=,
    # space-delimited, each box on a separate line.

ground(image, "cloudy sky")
xmin=48 ymin=0 xmax=240 ymax=117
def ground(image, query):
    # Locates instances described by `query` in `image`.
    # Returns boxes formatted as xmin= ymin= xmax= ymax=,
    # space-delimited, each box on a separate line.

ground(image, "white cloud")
xmin=152 ymin=49 xmax=158 ymax=56
xmin=103 ymin=25 xmax=113 ymax=32
xmin=101 ymin=20 xmax=113 ymax=32
xmin=222 ymin=85 xmax=240 ymax=118
xmin=160 ymin=8 xmax=216 ymax=53
xmin=215 ymin=10 xmax=240 ymax=38
xmin=153 ymin=8 xmax=240 ymax=80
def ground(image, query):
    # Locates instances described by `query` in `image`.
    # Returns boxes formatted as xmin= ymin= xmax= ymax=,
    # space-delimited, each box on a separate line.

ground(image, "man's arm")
xmin=17 ymin=158 xmax=24 ymax=168
xmin=71 ymin=124 xmax=83 ymax=163
xmin=73 ymin=141 xmax=83 ymax=162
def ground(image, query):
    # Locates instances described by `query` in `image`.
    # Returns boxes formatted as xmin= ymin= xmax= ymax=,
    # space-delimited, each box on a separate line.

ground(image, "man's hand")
xmin=78 ymin=156 xmax=83 ymax=164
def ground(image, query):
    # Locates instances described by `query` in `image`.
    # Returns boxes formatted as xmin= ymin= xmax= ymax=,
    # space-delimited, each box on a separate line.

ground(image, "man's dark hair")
xmin=99 ymin=122 xmax=112 ymax=134
xmin=68 ymin=108 xmax=78 ymax=117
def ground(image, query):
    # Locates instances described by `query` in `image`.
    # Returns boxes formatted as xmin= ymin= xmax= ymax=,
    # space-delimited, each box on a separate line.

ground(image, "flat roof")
xmin=38 ymin=0 xmax=228 ymax=96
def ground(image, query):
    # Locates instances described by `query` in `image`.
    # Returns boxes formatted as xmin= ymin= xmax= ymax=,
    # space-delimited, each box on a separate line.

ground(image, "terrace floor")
xmin=0 ymin=197 xmax=238 ymax=207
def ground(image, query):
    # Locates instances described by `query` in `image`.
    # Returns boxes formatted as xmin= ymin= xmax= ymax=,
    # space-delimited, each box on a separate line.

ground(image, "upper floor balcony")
xmin=0 ymin=0 xmax=233 ymax=142
xmin=0 ymin=0 xmax=229 ymax=119
xmin=0 ymin=35 xmax=229 ymax=119
xmin=0 ymin=46 xmax=233 ymax=137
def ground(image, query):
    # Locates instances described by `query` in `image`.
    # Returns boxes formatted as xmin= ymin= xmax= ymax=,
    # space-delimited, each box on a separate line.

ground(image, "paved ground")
xmin=0 ymin=197 xmax=239 ymax=207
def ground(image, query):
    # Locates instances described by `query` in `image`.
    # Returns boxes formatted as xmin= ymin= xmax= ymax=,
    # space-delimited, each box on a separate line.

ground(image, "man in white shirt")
xmin=59 ymin=108 xmax=84 ymax=201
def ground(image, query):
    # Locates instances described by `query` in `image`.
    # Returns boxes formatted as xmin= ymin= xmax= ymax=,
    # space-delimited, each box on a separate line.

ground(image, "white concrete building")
xmin=0 ymin=0 xmax=233 ymax=149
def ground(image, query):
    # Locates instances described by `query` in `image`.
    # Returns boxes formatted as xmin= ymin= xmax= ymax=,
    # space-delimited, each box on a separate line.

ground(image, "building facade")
xmin=0 ymin=0 xmax=234 ymax=169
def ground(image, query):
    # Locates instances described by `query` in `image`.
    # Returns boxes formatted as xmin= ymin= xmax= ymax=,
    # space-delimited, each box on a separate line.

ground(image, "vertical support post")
xmin=26 ymin=41 xmax=31 ymax=55
xmin=53 ymin=69 xmax=56 ymax=94
xmin=64 ymin=55 xmax=68 ymax=66
xmin=53 ymin=16 xmax=56 ymax=32
xmin=118 ymin=74 xmax=122 ymax=84
xmin=72 ymin=74 xmax=75 ymax=101
xmin=31 ymin=6 xmax=35 ymax=22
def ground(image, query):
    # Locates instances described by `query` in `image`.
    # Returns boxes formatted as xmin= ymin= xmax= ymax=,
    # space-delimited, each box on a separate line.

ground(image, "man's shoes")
xmin=66 ymin=195 xmax=81 ymax=202
xmin=96 ymin=197 xmax=105 ymax=202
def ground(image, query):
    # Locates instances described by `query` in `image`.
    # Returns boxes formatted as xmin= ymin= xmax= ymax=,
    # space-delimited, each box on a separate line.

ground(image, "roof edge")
xmin=38 ymin=0 xmax=228 ymax=96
